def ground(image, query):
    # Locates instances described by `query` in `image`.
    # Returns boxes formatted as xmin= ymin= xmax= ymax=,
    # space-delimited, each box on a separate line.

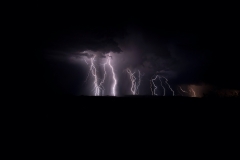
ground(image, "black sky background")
xmin=19 ymin=2 xmax=239 ymax=96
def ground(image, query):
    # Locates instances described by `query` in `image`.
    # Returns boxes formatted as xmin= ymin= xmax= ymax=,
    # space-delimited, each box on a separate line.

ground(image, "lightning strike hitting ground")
xmin=127 ymin=68 xmax=137 ymax=95
xmin=151 ymin=75 xmax=159 ymax=95
xmin=162 ymin=76 xmax=174 ymax=96
xmin=136 ymin=70 xmax=143 ymax=95
xmin=106 ymin=53 xmax=117 ymax=96
xmin=126 ymin=69 xmax=143 ymax=95
xmin=150 ymin=75 xmax=166 ymax=96
xmin=159 ymin=77 xmax=165 ymax=96
xmin=89 ymin=55 xmax=101 ymax=96
xmin=82 ymin=51 xmax=199 ymax=97
xmin=85 ymin=55 xmax=102 ymax=95
xmin=84 ymin=53 xmax=117 ymax=96
xmin=150 ymin=80 xmax=154 ymax=95
xmin=98 ymin=58 xmax=108 ymax=95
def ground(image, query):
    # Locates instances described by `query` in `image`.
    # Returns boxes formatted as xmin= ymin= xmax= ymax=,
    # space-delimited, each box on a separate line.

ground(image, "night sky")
xmin=9 ymin=3 xmax=240 ymax=150
xmin=22 ymin=2 xmax=239 ymax=97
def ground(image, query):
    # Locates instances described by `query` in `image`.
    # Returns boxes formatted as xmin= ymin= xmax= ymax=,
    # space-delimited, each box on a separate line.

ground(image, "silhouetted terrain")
xmin=12 ymin=96 xmax=239 ymax=123
xmin=4 ymin=96 xmax=239 ymax=151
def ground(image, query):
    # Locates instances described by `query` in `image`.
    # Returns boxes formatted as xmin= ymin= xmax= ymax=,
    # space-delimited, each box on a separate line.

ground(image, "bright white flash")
xmin=85 ymin=55 xmax=105 ymax=96
xmin=85 ymin=53 xmax=117 ymax=96
xmin=98 ymin=59 xmax=107 ymax=95
xmin=89 ymin=55 xmax=101 ymax=96
xmin=106 ymin=53 xmax=117 ymax=96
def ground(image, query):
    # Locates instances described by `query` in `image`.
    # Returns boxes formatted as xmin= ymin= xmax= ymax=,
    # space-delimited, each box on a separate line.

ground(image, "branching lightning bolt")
xmin=159 ymin=76 xmax=165 ymax=96
xmin=84 ymin=53 xmax=117 ymax=96
xmin=150 ymin=75 xmax=165 ymax=96
xmin=89 ymin=55 xmax=101 ymax=96
xmin=150 ymin=75 xmax=174 ymax=96
xmin=162 ymin=76 xmax=174 ymax=96
xmin=127 ymin=69 xmax=143 ymax=95
xmin=127 ymin=69 xmax=136 ymax=95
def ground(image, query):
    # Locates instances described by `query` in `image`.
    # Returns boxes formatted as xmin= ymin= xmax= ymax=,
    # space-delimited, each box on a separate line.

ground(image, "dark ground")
xmin=3 ymin=96 xmax=239 ymax=157
xmin=9 ymin=96 xmax=240 ymax=124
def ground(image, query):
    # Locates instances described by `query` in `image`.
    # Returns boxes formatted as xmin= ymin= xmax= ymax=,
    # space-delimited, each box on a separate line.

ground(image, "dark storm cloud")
xmin=116 ymin=24 xmax=240 ymax=92
xmin=43 ymin=28 xmax=124 ymax=60
xmin=41 ymin=11 xmax=240 ymax=96
xmin=74 ymin=37 xmax=122 ymax=54
xmin=21 ymin=2 xmax=239 ymax=98
xmin=116 ymin=28 xmax=175 ymax=70
xmin=46 ymin=39 xmax=121 ymax=57
xmin=115 ymin=27 xmax=192 ymax=85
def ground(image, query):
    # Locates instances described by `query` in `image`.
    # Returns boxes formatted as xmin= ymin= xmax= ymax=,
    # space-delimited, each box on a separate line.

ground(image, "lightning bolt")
xmin=178 ymin=86 xmax=187 ymax=96
xmin=126 ymin=69 xmax=144 ymax=95
xmin=84 ymin=53 xmax=117 ymax=96
xmin=89 ymin=55 xmax=101 ymax=96
xmin=189 ymin=87 xmax=196 ymax=97
xmin=161 ymin=76 xmax=174 ymax=96
xmin=179 ymin=86 xmax=197 ymax=97
xmin=84 ymin=58 xmax=88 ymax=64
xmin=136 ymin=70 xmax=143 ymax=95
xmin=126 ymin=68 xmax=137 ymax=95
xmin=159 ymin=76 xmax=165 ymax=96
xmin=106 ymin=53 xmax=117 ymax=96
xmin=179 ymin=86 xmax=188 ymax=93
xmin=151 ymin=75 xmax=159 ymax=95
xmin=150 ymin=80 xmax=154 ymax=95
xmin=84 ymin=66 xmax=91 ymax=83
xmin=98 ymin=58 xmax=108 ymax=96
xmin=150 ymin=75 xmax=165 ymax=96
